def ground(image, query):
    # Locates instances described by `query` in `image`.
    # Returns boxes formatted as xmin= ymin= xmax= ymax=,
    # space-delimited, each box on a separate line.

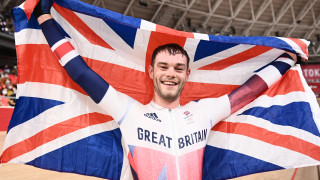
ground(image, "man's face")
xmin=149 ymin=50 xmax=190 ymax=102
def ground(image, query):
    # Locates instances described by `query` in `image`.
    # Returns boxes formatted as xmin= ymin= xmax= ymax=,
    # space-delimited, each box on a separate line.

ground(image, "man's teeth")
xmin=163 ymin=81 xmax=176 ymax=85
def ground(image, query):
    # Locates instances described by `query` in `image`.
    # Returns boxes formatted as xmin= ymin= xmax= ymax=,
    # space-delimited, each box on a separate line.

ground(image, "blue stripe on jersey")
xmin=40 ymin=19 xmax=65 ymax=47
xmin=194 ymin=40 xmax=238 ymax=62
xmin=271 ymin=61 xmax=292 ymax=75
xmin=130 ymin=165 xmax=139 ymax=180
xmin=240 ymin=102 xmax=320 ymax=137
xmin=157 ymin=165 xmax=168 ymax=180
xmin=118 ymin=97 xmax=135 ymax=125
xmin=64 ymin=56 xmax=109 ymax=103
xmin=202 ymin=146 xmax=283 ymax=180
xmin=7 ymin=97 xmax=64 ymax=133
xmin=26 ymin=129 xmax=123 ymax=180
xmin=12 ymin=8 xmax=40 ymax=32
xmin=128 ymin=145 xmax=135 ymax=157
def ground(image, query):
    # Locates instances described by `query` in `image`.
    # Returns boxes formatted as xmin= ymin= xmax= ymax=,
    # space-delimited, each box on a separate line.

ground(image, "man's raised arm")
xmin=34 ymin=0 xmax=109 ymax=103
xmin=228 ymin=52 xmax=297 ymax=114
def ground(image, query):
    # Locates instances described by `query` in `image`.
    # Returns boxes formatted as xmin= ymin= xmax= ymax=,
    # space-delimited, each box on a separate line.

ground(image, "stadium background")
xmin=0 ymin=0 xmax=320 ymax=179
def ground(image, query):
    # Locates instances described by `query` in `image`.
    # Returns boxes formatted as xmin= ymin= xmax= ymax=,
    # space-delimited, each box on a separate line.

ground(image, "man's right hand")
xmin=33 ymin=0 xmax=53 ymax=19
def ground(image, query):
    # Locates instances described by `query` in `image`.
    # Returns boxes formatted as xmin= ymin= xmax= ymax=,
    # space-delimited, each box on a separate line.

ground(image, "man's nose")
xmin=166 ymin=67 xmax=176 ymax=77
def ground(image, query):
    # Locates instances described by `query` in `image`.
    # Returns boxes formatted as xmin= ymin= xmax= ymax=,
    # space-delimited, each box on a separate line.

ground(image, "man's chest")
xmin=119 ymin=104 xmax=212 ymax=155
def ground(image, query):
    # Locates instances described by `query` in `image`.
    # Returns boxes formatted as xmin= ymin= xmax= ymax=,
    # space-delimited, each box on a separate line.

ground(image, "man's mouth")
xmin=161 ymin=81 xmax=177 ymax=86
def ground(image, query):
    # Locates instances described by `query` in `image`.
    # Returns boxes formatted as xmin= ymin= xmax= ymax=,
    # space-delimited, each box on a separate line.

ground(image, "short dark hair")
xmin=151 ymin=43 xmax=190 ymax=68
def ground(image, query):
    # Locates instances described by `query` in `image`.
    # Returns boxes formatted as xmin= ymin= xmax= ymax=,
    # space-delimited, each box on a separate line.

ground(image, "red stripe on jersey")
xmin=132 ymin=146 xmax=177 ymax=180
xmin=1 ymin=113 xmax=113 ymax=163
xmin=199 ymin=46 xmax=273 ymax=70
xmin=53 ymin=4 xmax=114 ymax=50
xmin=53 ymin=41 xmax=75 ymax=60
xmin=213 ymin=121 xmax=320 ymax=161
xmin=179 ymin=148 xmax=205 ymax=180
xmin=127 ymin=152 xmax=137 ymax=173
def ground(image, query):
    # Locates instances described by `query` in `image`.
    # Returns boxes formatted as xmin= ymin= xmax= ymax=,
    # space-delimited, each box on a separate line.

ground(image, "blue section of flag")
xmin=194 ymin=40 xmax=238 ymax=62
xmin=240 ymin=102 xmax=320 ymax=137
xmin=208 ymin=35 xmax=297 ymax=54
xmin=26 ymin=129 xmax=123 ymax=180
xmin=7 ymin=97 xmax=64 ymax=132
xmin=202 ymin=146 xmax=283 ymax=180
xmin=12 ymin=8 xmax=40 ymax=32
xmin=54 ymin=0 xmax=141 ymax=29
xmin=104 ymin=20 xmax=137 ymax=48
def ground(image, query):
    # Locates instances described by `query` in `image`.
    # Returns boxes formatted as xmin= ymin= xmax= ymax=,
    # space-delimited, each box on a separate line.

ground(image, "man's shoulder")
xmin=184 ymin=94 xmax=229 ymax=105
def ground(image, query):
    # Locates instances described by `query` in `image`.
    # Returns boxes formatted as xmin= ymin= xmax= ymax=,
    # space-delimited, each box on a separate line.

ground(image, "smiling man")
xmin=149 ymin=44 xmax=191 ymax=109
xmin=34 ymin=1 xmax=297 ymax=179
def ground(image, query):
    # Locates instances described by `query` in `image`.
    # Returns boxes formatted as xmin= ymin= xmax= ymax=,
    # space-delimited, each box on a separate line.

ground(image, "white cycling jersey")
xmin=99 ymin=86 xmax=231 ymax=180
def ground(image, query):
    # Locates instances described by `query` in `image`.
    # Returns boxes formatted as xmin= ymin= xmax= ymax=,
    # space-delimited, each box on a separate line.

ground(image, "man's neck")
xmin=152 ymin=96 xmax=180 ymax=109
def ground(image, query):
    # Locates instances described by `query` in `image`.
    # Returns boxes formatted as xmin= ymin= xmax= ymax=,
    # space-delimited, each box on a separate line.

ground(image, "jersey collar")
xmin=149 ymin=101 xmax=181 ymax=110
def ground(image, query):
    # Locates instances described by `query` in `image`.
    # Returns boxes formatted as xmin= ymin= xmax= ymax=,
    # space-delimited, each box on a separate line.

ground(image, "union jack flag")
xmin=1 ymin=0 xmax=320 ymax=179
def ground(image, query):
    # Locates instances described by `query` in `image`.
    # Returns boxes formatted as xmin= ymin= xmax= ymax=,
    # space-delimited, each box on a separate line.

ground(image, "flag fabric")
xmin=1 ymin=0 xmax=320 ymax=179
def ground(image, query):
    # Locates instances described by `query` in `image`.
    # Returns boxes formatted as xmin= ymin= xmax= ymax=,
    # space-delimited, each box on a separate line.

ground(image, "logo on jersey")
xmin=144 ymin=113 xmax=162 ymax=122
xmin=183 ymin=111 xmax=194 ymax=124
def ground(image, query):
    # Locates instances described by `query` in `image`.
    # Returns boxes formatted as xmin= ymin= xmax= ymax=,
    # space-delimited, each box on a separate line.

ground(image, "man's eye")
xmin=160 ymin=66 xmax=167 ymax=69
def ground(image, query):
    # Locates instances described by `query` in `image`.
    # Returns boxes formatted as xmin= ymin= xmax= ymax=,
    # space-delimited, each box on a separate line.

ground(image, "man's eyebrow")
xmin=176 ymin=63 xmax=186 ymax=67
xmin=156 ymin=62 xmax=186 ymax=67
xmin=157 ymin=62 xmax=168 ymax=66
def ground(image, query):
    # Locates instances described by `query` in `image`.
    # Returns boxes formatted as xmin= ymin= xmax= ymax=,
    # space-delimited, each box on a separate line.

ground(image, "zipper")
xmin=168 ymin=109 xmax=180 ymax=180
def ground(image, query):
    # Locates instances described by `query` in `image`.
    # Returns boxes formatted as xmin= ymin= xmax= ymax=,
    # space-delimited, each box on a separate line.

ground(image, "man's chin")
xmin=161 ymin=93 xmax=179 ymax=102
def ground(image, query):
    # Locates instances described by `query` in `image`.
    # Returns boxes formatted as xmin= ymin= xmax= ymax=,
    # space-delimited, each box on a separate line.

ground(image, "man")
xmin=34 ymin=1 xmax=297 ymax=179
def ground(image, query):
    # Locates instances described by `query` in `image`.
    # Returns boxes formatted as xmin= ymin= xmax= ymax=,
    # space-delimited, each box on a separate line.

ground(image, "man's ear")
xmin=186 ymin=68 xmax=191 ymax=80
xmin=148 ymin=65 xmax=154 ymax=79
